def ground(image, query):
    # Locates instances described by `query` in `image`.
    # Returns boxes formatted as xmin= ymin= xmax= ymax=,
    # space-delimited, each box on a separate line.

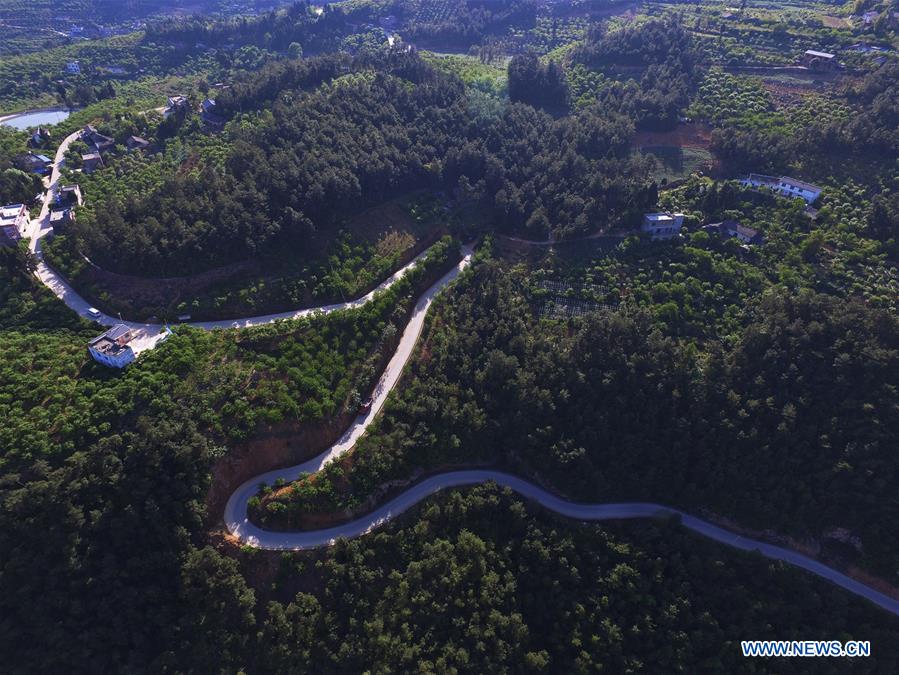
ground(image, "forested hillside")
xmin=60 ymin=50 xmax=659 ymax=276
xmin=3 ymin=0 xmax=899 ymax=671
xmin=257 ymin=254 xmax=899 ymax=579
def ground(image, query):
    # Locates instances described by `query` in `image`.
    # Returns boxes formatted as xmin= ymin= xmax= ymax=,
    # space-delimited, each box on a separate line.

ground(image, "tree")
xmin=169 ymin=546 xmax=256 ymax=670
xmin=508 ymin=53 xmax=569 ymax=111
xmin=0 ymin=167 xmax=42 ymax=204
xmin=0 ymin=241 xmax=37 ymax=276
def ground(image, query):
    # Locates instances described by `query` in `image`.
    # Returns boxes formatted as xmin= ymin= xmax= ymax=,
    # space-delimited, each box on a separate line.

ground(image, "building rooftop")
xmin=780 ymin=176 xmax=823 ymax=193
xmin=726 ymin=220 xmax=760 ymax=238
xmin=644 ymin=211 xmax=684 ymax=222
xmin=745 ymin=174 xmax=822 ymax=194
xmin=1 ymin=204 xmax=27 ymax=233
xmin=805 ymin=49 xmax=835 ymax=59
xmin=1 ymin=203 xmax=26 ymax=218
xmin=89 ymin=324 xmax=135 ymax=357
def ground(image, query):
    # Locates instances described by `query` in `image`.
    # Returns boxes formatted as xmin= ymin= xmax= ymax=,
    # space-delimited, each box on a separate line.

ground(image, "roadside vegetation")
xmin=2 ymin=0 xmax=898 ymax=671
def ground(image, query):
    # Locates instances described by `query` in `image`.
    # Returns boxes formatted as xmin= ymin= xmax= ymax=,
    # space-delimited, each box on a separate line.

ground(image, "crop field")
xmin=633 ymin=123 xmax=713 ymax=150
xmin=511 ymin=15 xmax=590 ymax=54
xmin=688 ymin=68 xmax=775 ymax=127
xmin=772 ymin=91 xmax=853 ymax=131
xmin=411 ymin=0 xmax=457 ymax=24
xmin=422 ymin=53 xmax=508 ymax=95
xmin=821 ymin=15 xmax=851 ymax=29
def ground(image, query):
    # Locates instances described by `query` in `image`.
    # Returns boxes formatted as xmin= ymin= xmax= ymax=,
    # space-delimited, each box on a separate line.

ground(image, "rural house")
xmin=16 ymin=152 xmax=52 ymax=175
xmin=0 ymin=203 xmax=29 ymax=244
xmin=50 ymin=208 xmax=75 ymax=234
xmin=81 ymin=152 xmax=104 ymax=173
xmin=82 ymin=125 xmax=115 ymax=152
xmin=705 ymin=220 xmax=764 ymax=245
xmin=742 ymin=174 xmax=823 ymax=204
xmin=200 ymin=98 xmax=224 ymax=128
xmin=165 ymin=95 xmax=191 ymax=117
xmin=88 ymin=324 xmax=137 ymax=368
xmin=29 ymin=127 xmax=51 ymax=147
xmin=802 ymin=49 xmax=837 ymax=71
xmin=56 ymin=184 xmax=83 ymax=208
xmin=641 ymin=212 xmax=685 ymax=240
xmin=126 ymin=135 xmax=150 ymax=151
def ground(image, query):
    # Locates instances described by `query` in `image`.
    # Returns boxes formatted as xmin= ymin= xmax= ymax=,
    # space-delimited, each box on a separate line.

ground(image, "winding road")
xmin=230 ymin=470 xmax=899 ymax=617
xmin=26 ymin=132 xmax=899 ymax=620
xmin=26 ymin=129 xmax=446 ymax=348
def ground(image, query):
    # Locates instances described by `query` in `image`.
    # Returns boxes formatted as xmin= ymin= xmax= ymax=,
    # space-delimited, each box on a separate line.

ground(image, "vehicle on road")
xmin=87 ymin=307 xmax=102 ymax=320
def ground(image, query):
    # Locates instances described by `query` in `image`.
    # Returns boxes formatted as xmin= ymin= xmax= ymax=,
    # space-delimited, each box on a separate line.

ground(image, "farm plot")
xmin=687 ymin=68 xmax=776 ymax=128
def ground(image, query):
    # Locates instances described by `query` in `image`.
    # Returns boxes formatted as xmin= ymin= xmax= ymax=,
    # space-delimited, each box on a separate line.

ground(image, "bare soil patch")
xmin=633 ymin=123 xmax=713 ymax=150
xmin=822 ymin=15 xmax=850 ymax=29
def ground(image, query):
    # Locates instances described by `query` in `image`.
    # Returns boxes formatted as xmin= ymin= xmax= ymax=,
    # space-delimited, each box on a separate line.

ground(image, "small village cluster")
xmin=1 ymin=93 xmax=226 ymax=248
xmin=0 ymin=184 xmax=83 ymax=245
xmin=640 ymin=174 xmax=822 ymax=243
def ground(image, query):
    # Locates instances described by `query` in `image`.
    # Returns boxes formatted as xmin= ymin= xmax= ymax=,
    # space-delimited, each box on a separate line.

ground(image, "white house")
xmin=776 ymin=177 xmax=823 ymax=203
xmin=88 ymin=324 xmax=137 ymax=368
xmin=642 ymin=212 xmax=685 ymax=240
xmin=0 ymin=203 xmax=29 ymax=244
xmin=741 ymin=174 xmax=823 ymax=204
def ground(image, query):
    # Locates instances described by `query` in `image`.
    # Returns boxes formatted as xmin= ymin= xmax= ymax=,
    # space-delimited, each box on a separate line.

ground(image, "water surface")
xmin=1 ymin=109 xmax=71 ymax=129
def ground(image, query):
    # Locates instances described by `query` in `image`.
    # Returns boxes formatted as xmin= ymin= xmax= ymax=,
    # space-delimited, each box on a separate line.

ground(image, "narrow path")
xmin=497 ymin=232 xmax=626 ymax=247
xmin=224 ymin=252 xmax=473 ymax=531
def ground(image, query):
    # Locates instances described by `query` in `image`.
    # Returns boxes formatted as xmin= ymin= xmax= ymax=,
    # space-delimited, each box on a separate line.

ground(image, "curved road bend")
xmin=229 ymin=470 xmax=899 ymax=618
xmin=27 ymin=129 xmax=450 ymax=345
xmin=221 ymin=249 xmax=899 ymax=621
xmin=30 ymin=134 xmax=899 ymax=620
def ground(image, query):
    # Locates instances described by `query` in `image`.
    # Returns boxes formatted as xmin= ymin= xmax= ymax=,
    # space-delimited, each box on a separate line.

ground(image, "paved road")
xmin=224 ymin=252 xmax=473 ymax=528
xmin=29 ymin=131 xmax=899 ymax=620
xmin=221 ymin=249 xmax=899 ymax=620
xmin=26 ymin=132 xmax=447 ymax=351
xmin=229 ymin=469 xmax=899 ymax=618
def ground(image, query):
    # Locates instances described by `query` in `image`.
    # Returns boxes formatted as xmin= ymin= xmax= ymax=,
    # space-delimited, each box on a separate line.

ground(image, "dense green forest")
xmin=3 ymin=1 xmax=899 ymax=671
xmin=56 ymin=49 xmax=661 ymax=276
xmin=256 ymin=252 xmax=899 ymax=576
xmin=1 ymin=237 xmax=458 ymax=467
xmin=46 ymin=14 xmax=899 ymax=284
xmin=4 ymin=240 xmax=899 ymax=671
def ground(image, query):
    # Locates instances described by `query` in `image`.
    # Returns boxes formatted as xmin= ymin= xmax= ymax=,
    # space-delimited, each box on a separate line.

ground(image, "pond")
xmin=1 ymin=108 xmax=71 ymax=130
